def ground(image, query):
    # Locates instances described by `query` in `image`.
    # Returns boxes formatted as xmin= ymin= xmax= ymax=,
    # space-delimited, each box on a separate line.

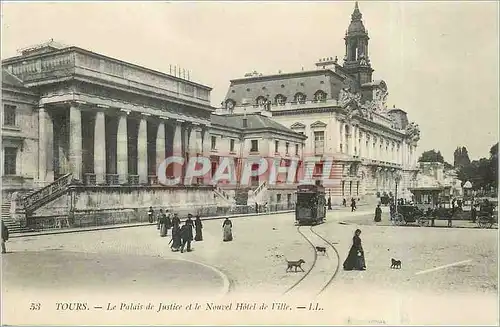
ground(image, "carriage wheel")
xmin=394 ymin=213 xmax=403 ymax=226
xmin=418 ymin=217 xmax=428 ymax=227
xmin=478 ymin=220 xmax=487 ymax=228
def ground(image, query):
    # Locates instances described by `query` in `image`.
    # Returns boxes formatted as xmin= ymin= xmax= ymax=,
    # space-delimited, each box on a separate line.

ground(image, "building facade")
xmin=221 ymin=2 xmax=421 ymax=205
xmin=1 ymin=40 xmax=217 ymax=229
xmin=210 ymin=110 xmax=306 ymax=208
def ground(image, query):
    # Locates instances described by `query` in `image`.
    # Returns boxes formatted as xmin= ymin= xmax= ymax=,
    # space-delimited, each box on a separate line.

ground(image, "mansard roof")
xmin=211 ymin=113 xmax=306 ymax=139
xmin=225 ymin=69 xmax=344 ymax=106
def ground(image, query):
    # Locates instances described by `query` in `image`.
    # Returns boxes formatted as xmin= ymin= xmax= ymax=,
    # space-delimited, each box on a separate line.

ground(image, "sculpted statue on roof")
xmin=405 ymin=121 xmax=421 ymax=142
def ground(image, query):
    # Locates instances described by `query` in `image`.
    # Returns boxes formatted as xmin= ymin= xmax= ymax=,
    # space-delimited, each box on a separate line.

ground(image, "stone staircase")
xmin=249 ymin=180 xmax=268 ymax=205
xmin=1 ymin=199 xmax=23 ymax=233
xmin=213 ymin=185 xmax=235 ymax=206
xmin=22 ymin=173 xmax=72 ymax=216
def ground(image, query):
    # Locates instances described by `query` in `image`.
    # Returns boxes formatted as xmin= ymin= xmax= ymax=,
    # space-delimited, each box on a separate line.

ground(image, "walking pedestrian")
xmin=343 ymin=229 xmax=366 ymax=271
xmin=342 ymin=198 xmax=347 ymax=207
xmin=327 ymin=197 xmax=332 ymax=210
xmin=194 ymin=215 xmax=203 ymax=241
xmin=1 ymin=221 xmax=9 ymax=254
xmin=170 ymin=223 xmax=182 ymax=252
xmin=180 ymin=221 xmax=193 ymax=253
xmin=148 ymin=206 xmax=155 ymax=224
xmin=222 ymin=218 xmax=233 ymax=242
xmin=172 ymin=213 xmax=181 ymax=227
xmin=158 ymin=209 xmax=168 ymax=237
xmin=374 ymin=204 xmax=382 ymax=222
xmin=351 ymin=198 xmax=356 ymax=212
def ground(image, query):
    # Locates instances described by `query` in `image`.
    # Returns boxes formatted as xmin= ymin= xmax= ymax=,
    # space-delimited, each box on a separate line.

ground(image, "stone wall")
xmin=29 ymin=186 xmax=217 ymax=226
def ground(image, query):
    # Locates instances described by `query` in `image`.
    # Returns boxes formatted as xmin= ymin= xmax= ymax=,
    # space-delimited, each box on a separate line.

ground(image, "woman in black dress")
xmin=194 ymin=215 xmax=203 ymax=241
xmin=343 ymin=229 xmax=366 ymax=271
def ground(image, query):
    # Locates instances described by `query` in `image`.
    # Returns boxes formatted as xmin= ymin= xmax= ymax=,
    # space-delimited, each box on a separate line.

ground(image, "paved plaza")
xmin=2 ymin=208 xmax=498 ymax=325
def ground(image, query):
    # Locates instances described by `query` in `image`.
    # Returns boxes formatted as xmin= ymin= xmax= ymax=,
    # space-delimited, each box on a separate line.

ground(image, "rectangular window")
xmin=313 ymin=162 xmax=323 ymax=176
xmin=3 ymin=105 xmax=16 ymax=126
xmin=4 ymin=147 xmax=17 ymax=175
xmin=285 ymin=142 xmax=289 ymax=154
xmin=295 ymin=144 xmax=299 ymax=155
xmin=251 ymin=140 xmax=259 ymax=152
xmin=211 ymin=136 xmax=216 ymax=150
xmin=314 ymin=131 xmax=325 ymax=154
xmin=275 ymin=140 xmax=279 ymax=153
xmin=277 ymin=194 xmax=282 ymax=203
xmin=230 ymin=139 xmax=235 ymax=152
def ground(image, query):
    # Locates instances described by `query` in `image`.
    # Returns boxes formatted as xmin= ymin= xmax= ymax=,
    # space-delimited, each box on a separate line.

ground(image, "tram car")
xmin=295 ymin=184 xmax=326 ymax=225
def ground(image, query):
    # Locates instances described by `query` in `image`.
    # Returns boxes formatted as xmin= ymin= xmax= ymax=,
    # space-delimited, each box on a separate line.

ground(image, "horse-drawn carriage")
xmin=476 ymin=202 xmax=497 ymax=229
xmin=392 ymin=205 xmax=429 ymax=226
xmin=392 ymin=203 xmax=469 ymax=227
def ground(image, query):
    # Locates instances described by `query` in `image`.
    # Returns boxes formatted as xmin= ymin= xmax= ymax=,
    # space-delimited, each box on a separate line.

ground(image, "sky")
xmin=1 ymin=1 xmax=498 ymax=163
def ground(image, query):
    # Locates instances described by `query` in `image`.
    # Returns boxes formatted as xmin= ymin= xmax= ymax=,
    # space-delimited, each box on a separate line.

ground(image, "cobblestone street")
xmin=2 ymin=208 xmax=498 ymax=325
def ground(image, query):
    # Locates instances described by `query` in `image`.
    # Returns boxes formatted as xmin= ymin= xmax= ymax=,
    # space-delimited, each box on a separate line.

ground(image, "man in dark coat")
xmin=2 ymin=221 xmax=9 ymax=254
xmin=172 ymin=213 xmax=181 ymax=227
xmin=180 ymin=222 xmax=193 ymax=253
xmin=327 ymin=197 xmax=332 ymax=210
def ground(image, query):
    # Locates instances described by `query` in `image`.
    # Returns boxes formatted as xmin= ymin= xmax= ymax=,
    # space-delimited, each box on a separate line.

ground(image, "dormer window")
xmin=225 ymin=99 xmax=236 ymax=111
xmin=314 ymin=90 xmax=327 ymax=102
xmin=294 ymin=92 xmax=306 ymax=104
xmin=256 ymin=96 xmax=266 ymax=107
xmin=275 ymin=94 xmax=286 ymax=105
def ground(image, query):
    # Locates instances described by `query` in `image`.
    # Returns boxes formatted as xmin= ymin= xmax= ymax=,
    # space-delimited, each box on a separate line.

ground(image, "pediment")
xmin=290 ymin=122 xmax=306 ymax=129
xmin=310 ymin=121 xmax=327 ymax=128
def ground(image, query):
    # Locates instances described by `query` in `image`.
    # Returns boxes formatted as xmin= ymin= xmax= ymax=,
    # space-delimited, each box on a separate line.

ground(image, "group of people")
xmin=341 ymin=198 xmax=358 ymax=212
xmin=147 ymin=207 xmax=234 ymax=253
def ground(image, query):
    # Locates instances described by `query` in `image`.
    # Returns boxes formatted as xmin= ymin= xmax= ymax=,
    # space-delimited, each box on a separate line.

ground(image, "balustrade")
xmin=106 ymin=174 xmax=119 ymax=185
xmin=22 ymin=173 xmax=72 ymax=209
xmin=84 ymin=173 xmax=97 ymax=185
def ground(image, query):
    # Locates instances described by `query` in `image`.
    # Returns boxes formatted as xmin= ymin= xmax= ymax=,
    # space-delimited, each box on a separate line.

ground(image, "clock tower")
xmin=343 ymin=2 xmax=374 ymax=85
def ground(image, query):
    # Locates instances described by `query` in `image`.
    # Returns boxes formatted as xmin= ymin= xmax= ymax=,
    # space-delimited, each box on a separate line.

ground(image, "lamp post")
xmin=394 ymin=172 xmax=402 ymax=214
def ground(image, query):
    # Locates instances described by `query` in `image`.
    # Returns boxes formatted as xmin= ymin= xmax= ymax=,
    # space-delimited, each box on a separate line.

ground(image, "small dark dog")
xmin=390 ymin=258 xmax=402 ymax=269
xmin=315 ymin=246 xmax=327 ymax=255
xmin=286 ymin=259 xmax=306 ymax=272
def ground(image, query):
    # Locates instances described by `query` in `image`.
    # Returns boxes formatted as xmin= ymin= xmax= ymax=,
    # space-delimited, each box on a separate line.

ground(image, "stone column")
xmin=116 ymin=112 xmax=128 ymax=184
xmin=188 ymin=125 xmax=200 ymax=155
xmin=202 ymin=127 xmax=212 ymax=185
xmin=173 ymin=120 xmax=183 ymax=179
xmin=69 ymin=104 xmax=83 ymax=180
xmin=94 ymin=111 xmax=106 ymax=184
xmin=137 ymin=117 xmax=148 ymax=184
xmin=156 ymin=120 xmax=166 ymax=175
xmin=38 ymin=107 xmax=48 ymax=182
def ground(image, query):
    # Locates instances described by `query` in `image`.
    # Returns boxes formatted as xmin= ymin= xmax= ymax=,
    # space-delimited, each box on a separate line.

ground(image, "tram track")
xmin=283 ymin=224 xmax=340 ymax=296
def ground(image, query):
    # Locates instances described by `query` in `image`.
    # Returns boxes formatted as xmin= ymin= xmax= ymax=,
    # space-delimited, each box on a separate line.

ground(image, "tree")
xmin=457 ymin=142 xmax=498 ymax=191
xmin=418 ymin=150 xmax=445 ymax=163
xmin=453 ymin=146 xmax=471 ymax=168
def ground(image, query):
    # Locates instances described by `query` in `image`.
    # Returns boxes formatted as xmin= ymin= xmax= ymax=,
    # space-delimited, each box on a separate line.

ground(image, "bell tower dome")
xmin=343 ymin=1 xmax=374 ymax=84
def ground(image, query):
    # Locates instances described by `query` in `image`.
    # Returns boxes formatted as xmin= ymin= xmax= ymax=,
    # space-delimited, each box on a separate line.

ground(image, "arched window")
xmin=275 ymin=94 xmax=286 ymax=105
xmin=294 ymin=92 xmax=306 ymax=104
xmin=256 ymin=96 xmax=266 ymax=107
xmin=314 ymin=90 xmax=327 ymax=102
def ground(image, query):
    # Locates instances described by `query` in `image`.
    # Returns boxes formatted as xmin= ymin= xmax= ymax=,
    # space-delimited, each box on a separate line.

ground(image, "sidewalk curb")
xmin=10 ymin=209 xmax=296 ymax=238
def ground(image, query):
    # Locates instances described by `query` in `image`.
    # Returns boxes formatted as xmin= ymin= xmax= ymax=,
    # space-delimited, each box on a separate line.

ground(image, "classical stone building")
xmin=221 ymin=2 xmax=421 ymax=205
xmin=1 ymin=40 xmax=217 ymax=230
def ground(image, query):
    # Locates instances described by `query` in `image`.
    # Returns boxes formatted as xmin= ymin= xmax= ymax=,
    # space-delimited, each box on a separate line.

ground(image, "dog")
xmin=390 ymin=258 xmax=402 ymax=269
xmin=315 ymin=246 xmax=327 ymax=255
xmin=286 ymin=259 xmax=306 ymax=272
